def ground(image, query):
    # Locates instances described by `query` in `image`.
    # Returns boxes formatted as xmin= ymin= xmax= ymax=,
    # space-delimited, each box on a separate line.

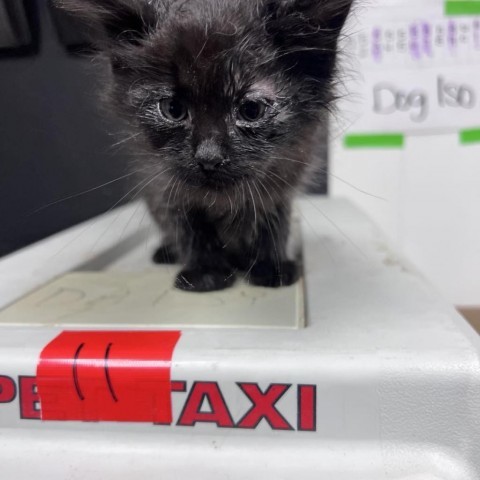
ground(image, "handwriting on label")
xmin=373 ymin=76 xmax=476 ymax=122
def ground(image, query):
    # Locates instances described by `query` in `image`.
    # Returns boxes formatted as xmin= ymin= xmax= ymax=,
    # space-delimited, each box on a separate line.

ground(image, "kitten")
xmin=56 ymin=0 xmax=353 ymax=292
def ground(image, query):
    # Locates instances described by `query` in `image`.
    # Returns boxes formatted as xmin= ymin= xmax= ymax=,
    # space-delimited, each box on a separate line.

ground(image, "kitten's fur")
xmin=56 ymin=0 xmax=352 ymax=292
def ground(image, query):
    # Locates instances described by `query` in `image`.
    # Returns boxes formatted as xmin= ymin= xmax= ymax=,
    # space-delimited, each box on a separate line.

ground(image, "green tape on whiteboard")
xmin=344 ymin=134 xmax=404 ymax=149
xmin=460 ymin=128 xmax=480 ymax=144
xmin=445 ymin=1 xmax=480 ymax=15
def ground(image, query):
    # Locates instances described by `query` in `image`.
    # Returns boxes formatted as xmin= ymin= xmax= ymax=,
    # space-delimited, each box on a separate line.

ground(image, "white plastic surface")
xmin=0 ymin=198 xmax=479 ymax=480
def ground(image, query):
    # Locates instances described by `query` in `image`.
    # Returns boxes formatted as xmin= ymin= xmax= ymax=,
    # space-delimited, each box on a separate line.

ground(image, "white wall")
xmin=331 ymin=0 xmax=480 ymax=306
xmin=331 ymin=133 xmax=480 ymax=306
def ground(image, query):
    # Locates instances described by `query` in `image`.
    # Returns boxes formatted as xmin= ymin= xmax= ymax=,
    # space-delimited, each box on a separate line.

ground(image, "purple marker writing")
xmin=422 ymin=22 xmax=432 ymax=57
xmin=372 ymin=27 xmax=382 ymax=62
xmin=474 ymin=20 xmax=480 ymax=50
xmin=409 ymin=23 xmax=421 ymax=60
xmin=448 ymin=20 xmax=457 ymax=50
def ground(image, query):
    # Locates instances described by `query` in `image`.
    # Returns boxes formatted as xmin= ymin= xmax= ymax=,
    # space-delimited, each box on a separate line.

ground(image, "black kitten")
xmin=56 ymin=0 xmax=353 ymax=292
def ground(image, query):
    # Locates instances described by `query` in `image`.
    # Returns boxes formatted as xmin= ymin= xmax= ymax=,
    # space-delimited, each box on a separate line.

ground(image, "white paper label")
xmin=340 ymin=2 xmax=480 ymax=134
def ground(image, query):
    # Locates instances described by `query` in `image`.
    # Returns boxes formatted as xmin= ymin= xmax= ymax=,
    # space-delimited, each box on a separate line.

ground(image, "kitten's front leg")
xmin=248 ymin=204 xmax=300 ymax=288
xmin=174 ymin=209 xmax=236 ymax=292
xmin=153 ymin=244 xmax=178 ymax=264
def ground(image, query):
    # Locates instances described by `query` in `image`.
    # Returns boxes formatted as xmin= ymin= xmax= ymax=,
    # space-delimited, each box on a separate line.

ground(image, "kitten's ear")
xmin=264 ymin=0 xmax=353 ymax=80
xmin=264 ymin=0 xmax=353 ymax=38
xmin=53 ymin=0 xmax=157 ymax=47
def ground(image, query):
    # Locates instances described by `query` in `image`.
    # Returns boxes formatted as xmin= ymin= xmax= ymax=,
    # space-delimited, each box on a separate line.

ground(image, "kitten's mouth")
xmin=185 ymin=171 xmax=240 ymax=191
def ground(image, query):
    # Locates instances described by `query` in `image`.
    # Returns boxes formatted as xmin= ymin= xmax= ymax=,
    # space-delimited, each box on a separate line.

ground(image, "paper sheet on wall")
xmin=339 ymin=0 xmax=480 ymax=143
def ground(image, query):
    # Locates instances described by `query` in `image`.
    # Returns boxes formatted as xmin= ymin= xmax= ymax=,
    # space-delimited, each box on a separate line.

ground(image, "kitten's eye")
xmin=158 ymin=98 xmax=188 ymax=122
xmin=238 ymin=100 xmax=266 ymax=122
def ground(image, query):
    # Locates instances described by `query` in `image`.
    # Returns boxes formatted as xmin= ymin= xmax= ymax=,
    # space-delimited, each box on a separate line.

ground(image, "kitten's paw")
xmin=152 ymin=245 xmax=177 ymax=264
xmin=227 ymin=251 xmax=253 ymax=271
xmin=175 ymin=268 xmax=236 ymax=292
xmin=249 ymin=260 xmax=299 ymax=288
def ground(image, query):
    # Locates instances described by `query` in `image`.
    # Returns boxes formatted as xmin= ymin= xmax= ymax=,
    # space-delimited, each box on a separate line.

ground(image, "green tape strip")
xmin=460 ymin=128 xmax=480 ymax=144
xmin=445 ymin=1 xmax=480 ymax=15
xmin=344 ymin=133 xmax=404 ymax=149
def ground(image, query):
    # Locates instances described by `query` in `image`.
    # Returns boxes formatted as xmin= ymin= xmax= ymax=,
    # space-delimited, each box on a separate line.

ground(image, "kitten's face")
xmin=121 ymin=19 xmax=308 ymax=193
xmin=58 ymin=0 xmax=352 ymax=199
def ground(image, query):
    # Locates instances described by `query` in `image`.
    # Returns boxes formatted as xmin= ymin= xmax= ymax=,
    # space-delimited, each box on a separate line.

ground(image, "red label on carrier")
xmin=37 ymin=331 xmax=181 ymax=423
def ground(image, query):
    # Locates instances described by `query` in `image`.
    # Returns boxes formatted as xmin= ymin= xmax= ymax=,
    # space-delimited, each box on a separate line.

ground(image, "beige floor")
xmin=459 ymin=308 xmax=480 ymax=334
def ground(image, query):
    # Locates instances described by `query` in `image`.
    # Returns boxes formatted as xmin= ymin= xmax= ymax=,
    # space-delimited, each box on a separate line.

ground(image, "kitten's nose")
xmin=197 ymin=157 xmax=223 ymax=172
xmin=194 ymin=139 xmax=226 ymax=172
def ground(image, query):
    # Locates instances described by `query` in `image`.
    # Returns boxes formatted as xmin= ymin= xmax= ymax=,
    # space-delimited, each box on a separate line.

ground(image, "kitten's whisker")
xmin=258 ymin=168 xmax=367 ymax=260
xmin=182 ymin=194 xmax=192 ymax=233
xmin=118 ymin=196 xmax=144 ymax=244
xmin=173 ymin=176 xmax=186 ymax=205
xmin=240 ymin=182 xmax=247 ymax=223
xmin=138 ymin=201 xmax=151 ymax=230
xmin=226 ymin=191 xmax=234 ymax=218
xmin=322 ymin=172 xmax=386 ymax=202
xmin=242 ymin=248 xmax=261 ymax=283
xmin=194 ymin=34 xmax=210 ymax=63
xmin=109 ymin=132 xmax=141 ymax=149
xmin=166 ymin=177 xmax=180 ymax=212
xmin=256 ymin=175 xmax=278 ymax=207
xmin=256 ymin=45 xmax=338 ymax=68
xmin=252 ymin=180 xmax=281 ymax=274
xmin=257 ymin=173 xmax=337 ymax=264
xmin=50 ymin=168 xmax=167 ymax=259
xmin=303 ymin=200 xmax=367 ymax=260
xmin=28 ymin=168 xmax=150 ymax=217
xmin=89 ymin=167 xmax=172 ymax=254
xmin=269 ymin=154 xmax=387 ymax=202
xmin=246 ymin=181 xmax=257 ymax=227
xmin=291 ymin=204 xmax=336 ymax=264
xmin=208 ymin=192 xmax=217 ymax=209
xmin=260 ymin=169 xmax=297 ymax=192
xmin=144 ymin=210 xmax=154 ymax=253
